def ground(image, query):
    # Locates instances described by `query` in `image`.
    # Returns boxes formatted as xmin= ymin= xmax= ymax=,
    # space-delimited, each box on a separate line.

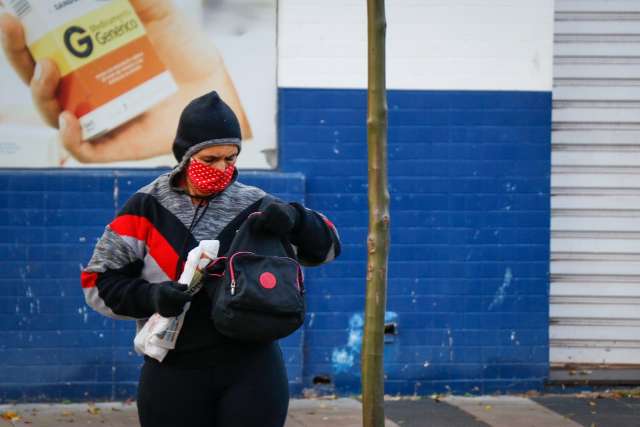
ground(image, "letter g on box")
xmin=64 ymin=25 xmax=94 ymax=58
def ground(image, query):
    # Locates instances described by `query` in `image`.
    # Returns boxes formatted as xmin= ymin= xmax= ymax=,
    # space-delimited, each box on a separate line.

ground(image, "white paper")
xmin=134 ymin=240 xmax=220 ymax=361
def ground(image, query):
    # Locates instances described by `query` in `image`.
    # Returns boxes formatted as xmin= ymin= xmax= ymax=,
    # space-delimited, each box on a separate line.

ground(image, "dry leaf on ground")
xmin=1 ymin=411 xmax=20 ymax=422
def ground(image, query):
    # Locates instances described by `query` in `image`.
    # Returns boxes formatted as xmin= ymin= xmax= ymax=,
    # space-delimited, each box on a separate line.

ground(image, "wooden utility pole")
xmin=361 ymin=0 xmax=389 ymax=426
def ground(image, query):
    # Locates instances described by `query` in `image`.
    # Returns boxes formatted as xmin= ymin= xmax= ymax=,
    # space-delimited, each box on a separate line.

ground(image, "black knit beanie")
xmin=172 ymin=91 xmax=242 ymax=163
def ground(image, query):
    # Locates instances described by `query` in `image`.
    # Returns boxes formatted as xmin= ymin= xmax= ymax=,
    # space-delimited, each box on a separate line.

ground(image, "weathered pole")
xmin=361 ymin=0 xmax=389 ymax=426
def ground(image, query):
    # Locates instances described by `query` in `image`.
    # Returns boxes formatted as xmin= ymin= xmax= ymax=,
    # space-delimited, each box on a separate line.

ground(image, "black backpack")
xmin=208 ymin=211 xmax=305 ymax=342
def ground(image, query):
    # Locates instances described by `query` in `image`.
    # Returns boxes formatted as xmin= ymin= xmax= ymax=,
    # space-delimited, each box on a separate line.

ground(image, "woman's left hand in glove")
xmin=251 ymin=203 xmax=300 ymax=236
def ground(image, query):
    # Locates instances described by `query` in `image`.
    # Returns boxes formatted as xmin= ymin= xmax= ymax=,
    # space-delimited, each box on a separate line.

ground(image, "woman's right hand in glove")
xmin=150 ymin=281 xmax=193 ymax=317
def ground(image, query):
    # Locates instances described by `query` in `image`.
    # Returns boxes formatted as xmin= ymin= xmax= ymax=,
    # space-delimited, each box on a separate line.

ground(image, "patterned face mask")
xmin=186 ymin=158 xmax=235 ymax=194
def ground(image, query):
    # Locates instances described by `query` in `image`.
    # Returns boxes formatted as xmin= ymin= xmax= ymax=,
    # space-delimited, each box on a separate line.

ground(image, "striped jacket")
xmin=81 ymin=171 xmax=340 ymax=365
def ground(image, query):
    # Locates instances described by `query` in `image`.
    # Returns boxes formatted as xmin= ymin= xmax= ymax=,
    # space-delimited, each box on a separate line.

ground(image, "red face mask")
xmin=186 ymin=158 xmax=235 ymax=194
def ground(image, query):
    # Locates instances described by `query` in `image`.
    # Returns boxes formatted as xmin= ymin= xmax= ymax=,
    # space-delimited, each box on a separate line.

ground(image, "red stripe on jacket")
xmin=81 ymin=271 xmax=98 ymax=288
xmin=318 ymin=213 xmax=336 ymax=231
xmin=109 ymin=214 xmax=180 ymax=280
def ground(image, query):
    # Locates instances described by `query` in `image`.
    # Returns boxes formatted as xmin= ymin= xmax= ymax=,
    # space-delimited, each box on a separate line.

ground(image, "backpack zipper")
xmin=229 ymin=251 xmax=254 ymax=295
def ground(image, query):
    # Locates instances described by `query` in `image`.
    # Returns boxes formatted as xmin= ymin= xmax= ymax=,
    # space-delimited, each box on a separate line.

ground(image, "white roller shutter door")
xmin=551 ymin=0 xmax=640 ymax=382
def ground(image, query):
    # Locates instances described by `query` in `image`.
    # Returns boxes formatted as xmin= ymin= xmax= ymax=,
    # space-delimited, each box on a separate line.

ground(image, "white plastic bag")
xmin=134 ymin=240 xmax=219 ymax=361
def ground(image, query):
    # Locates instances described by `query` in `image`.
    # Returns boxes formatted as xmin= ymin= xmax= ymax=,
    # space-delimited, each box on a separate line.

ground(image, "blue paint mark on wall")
xmin=331 ymin=313 xmax=363 ymax=373
xmin=489 ymin=268 xmax=513 ymax=311
xmin=331 ymin=311 xmax=398 ymax=374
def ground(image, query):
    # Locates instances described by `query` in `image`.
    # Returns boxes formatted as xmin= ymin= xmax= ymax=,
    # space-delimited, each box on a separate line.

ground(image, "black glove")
xmin=150 ymin=281 xmax=193 ymax=317
xmin=251 ymin=202 xmax=300 ymax=236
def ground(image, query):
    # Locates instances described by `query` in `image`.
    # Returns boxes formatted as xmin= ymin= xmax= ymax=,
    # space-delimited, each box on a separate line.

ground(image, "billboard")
xmin=0 ymin=0 xmax=277 ymax=169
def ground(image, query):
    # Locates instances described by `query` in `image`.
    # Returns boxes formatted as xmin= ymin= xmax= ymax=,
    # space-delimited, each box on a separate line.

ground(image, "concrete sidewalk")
xmin=1 ymin=392 xmax=639 ymax=426
xmin=385 ymin=392 xmax=640 ymax=427
xmin=0 ymin=399 xmax=399 ymax=427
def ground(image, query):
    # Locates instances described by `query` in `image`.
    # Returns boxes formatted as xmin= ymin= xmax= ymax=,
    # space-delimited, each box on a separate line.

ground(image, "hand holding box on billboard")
xmin=0 ymin=0 xmax=251 ymax=164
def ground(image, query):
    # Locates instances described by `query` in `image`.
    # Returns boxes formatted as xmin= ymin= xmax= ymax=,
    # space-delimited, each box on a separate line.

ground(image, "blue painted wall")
xmin=279 ymin=88 xmax=551 ymax=395
xmin=0 ymin=87 xmax=551 ymax=400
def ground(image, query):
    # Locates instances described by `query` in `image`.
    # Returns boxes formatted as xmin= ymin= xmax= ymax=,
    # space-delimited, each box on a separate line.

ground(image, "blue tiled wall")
xmin=279 ymin=88 xmax=551 ymax=395
xmin=0 ymin=87 xmax=552 ymax=401
xmin=0 ymin=170 xmax=306 ymax=401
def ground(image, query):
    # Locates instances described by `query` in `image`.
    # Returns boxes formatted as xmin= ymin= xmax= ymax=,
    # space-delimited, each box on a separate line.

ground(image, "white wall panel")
xmin=551 ymin=348 xmax=640 ymax=365
xmin=550 ymin=301 xmax=640 ymax=319
xmin=552 ymin=151 xmax=640 ymax=167
xmin=556 ymin=1 xmax=640 ymax=13
xmin=552 ymin=282 xmax=640 ymax=297
xmin=553 ymin=130 xmax=640 ymax=145
xmin=552 ymin=238 xmax=640 ymax=254
xmin=553 ymin=174 xmax=640 ymax=189
xmin=552 ymin=261 xmax=640 ymax=276
xmin=552 ymin=196 xmax=640 ymax=210
xmin=551 ymin=325 xmax=640 ymax=341
xmin=278 ymin=0 xmax=554 ymax=90
xmin=553 ymin=86 xmax=640 ymax=101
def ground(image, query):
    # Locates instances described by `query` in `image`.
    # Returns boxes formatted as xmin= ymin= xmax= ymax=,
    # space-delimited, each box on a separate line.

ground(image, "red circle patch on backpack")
xmin=259 ymin=272 xmax=277 ymax=289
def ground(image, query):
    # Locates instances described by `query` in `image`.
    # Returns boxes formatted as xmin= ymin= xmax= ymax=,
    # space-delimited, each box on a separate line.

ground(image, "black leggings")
xmin=137 ymin=343 xmax=289 ymax=427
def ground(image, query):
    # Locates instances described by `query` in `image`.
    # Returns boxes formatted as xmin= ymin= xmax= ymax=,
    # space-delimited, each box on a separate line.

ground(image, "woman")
xmin=81 ymin=91 xmax=341 ymax=427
